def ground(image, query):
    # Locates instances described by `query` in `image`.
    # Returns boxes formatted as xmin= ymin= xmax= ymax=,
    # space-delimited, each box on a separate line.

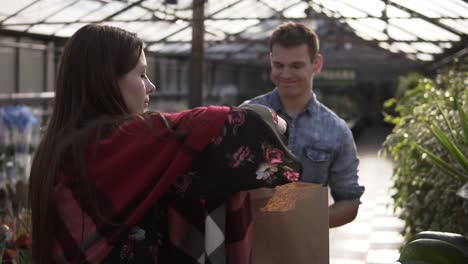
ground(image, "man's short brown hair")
xmin=269 ymin=21 xmax=320 ymax=62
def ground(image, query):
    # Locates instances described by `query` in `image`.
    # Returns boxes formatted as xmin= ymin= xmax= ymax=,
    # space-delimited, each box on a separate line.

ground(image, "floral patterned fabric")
xmin=103 ymin=105 xmax=302 ymax=263
xmin=182 ymin=105 xmax=301 ymax=198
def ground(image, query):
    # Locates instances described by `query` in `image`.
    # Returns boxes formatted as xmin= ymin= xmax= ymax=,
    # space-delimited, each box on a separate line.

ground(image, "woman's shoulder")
xmin=97 ymin=106 xmax=232 ymax=145
xmin=159 ymin=105 xmax=231 ymax=122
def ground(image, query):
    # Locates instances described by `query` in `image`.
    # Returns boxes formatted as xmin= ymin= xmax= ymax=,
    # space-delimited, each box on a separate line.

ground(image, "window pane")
xmin=0 ymin=37 xmax=16 ymax=93
xmin=19 ymin=38 xmax=44 ymax=93
xmin=390 ymin=18 xmax=460 ymax=41
xmin=283 ymin=2 xmax=309 ymax=18
xmin=112 ymin=6 xmax=149 ymax=21
xmin=346 ymin=19 xmax=388 ymax=40
xmin=80 ymin=1 xmax=126 ymax=21
xmin=54 ymin=23 xmax=87 ymax=37
xmin=28 ymin=24 xmax=66 ymax=35
xmin=440 ymin=19 xmax=468 ymax=34
xmin=4 ymin=0 xmax=77 ymax=25
xmin=206 ymin=19 xmax=259 ymax=35
xmin=46 ymin=0 xmax=101 ymax=23
xmin=341 ymin=0 xmax=385 ymax=17
xmin=1 ymin=0 xmax=37 ymax=21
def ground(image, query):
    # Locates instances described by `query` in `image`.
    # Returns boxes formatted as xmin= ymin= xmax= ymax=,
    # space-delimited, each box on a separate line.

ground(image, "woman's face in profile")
xmin=118 ymin=50 xmax=156 ymax=114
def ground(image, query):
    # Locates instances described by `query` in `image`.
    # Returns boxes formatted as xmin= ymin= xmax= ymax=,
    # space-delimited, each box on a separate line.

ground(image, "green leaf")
xmin=430 ymin=122 xmax=468 ymax=172
xmin=456 ymin=183 xmax=468 ymax=201
xmin=383 ymin=112 xmax=398 ymax=124
xmin=455 ymin=97 xmax=468 ymax=145
xmin=412 ymin=143 xmax=467 ymax=181
xmin=434 ymin=99 xmax=456 ymax=140
xmin=384 ymin=98 xmax=397 ymax=108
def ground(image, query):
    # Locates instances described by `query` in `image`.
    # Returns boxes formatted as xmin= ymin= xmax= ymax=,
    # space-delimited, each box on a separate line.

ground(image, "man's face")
xmin=270 ymin=43 xmax=322 ymax=99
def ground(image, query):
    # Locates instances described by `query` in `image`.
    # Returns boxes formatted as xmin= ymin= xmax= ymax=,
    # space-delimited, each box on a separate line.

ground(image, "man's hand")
xmin=329 ymin=200 xmax=360 ymax=228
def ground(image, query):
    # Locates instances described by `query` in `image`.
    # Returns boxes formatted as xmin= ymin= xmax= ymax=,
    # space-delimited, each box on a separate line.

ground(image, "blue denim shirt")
xmin=244 ymin=89 xmax=364 ymax=202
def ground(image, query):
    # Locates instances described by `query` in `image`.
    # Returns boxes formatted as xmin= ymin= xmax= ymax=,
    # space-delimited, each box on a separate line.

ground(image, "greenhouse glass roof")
xmin=1 ymin=0 xmax=467 ymax=62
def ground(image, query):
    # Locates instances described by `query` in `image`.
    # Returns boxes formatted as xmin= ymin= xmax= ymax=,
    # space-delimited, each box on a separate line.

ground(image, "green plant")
xmin=394 ymin=72 xmax=425 ymax=99
xmin=380 ymin=69 xmax=468 ymax=243
xmin=411 ymin=96 xmax=468 ymax=201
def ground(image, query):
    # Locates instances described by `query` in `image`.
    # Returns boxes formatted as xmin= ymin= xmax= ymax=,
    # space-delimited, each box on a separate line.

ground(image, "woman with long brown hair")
xmin=29 ymin=24 xmax=301 ymax=263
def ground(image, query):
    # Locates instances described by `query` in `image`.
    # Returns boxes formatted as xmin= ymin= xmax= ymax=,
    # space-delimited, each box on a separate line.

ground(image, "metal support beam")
xmin=176 ymin=59 xmax=183 ymax=92
xmin=149 ymin=36 xmax=455 ymax=46
xmin=0 ymin=29 xmax=68 ymax=43
xmin=42 ymin=43 xmax=48 ymax=92
xmin=189 ymin=0 xmax=205 ymax=108
xmin=45 ymin=42 xmax=55 ymax=92
xmin=4 ymin=13 xmax=467 ymax=27
xmin=14 ymin=38 xmax=20 ymax=93
xmin=0 ymin=40 xmax=48 ymax=51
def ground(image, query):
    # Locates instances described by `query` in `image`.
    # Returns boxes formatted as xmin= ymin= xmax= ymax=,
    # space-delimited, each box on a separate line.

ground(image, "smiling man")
xmin=243 ymin=21 xmax=365 ymax=228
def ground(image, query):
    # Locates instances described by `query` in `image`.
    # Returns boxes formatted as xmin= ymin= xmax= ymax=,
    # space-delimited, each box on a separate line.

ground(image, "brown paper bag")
xmin=250 ymin=182 xmax=329 ymax=264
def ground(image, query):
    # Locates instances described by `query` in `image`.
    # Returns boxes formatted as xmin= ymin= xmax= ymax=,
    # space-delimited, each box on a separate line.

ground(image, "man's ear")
xmin=313 ymin=54 xmax=323 ymax=74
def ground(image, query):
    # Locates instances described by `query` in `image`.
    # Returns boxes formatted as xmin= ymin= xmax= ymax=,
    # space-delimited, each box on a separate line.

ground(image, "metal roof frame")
xmin=0 ymin=0 xmax=466 ymax=65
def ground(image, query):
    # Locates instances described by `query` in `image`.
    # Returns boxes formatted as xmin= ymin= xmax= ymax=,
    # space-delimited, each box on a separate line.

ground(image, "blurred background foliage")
xmin=380 ymin=68 xmax=468 ymax=243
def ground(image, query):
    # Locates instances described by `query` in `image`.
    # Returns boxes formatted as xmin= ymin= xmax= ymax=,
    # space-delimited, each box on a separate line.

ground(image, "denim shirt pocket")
xmin=302 ymin=148 xmax=332 ymax=184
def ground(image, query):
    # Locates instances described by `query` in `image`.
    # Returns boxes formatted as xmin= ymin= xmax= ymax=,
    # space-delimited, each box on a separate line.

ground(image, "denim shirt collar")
xmin=270 ymin=88 xmax=319 ymax=117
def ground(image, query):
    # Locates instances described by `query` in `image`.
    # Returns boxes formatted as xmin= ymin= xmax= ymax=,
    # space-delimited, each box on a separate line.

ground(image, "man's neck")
xmin=280 ymin=91 xmax=313 ymax=118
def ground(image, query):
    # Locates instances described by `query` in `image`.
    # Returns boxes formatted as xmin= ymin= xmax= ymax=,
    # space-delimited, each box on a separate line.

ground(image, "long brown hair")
xmin=29 ymin=24 xmax=144 ymax=263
